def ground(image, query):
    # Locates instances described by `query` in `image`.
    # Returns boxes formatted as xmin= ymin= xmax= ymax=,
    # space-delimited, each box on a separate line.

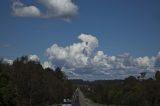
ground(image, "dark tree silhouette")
xmin=140 ymin=72 xmax=146 ymax=79
xmin=0 ymin=61 xmax=16 ymax=106
xmin=155 ymin=71 xmax=160 ymax=81
xmin=0 ymin=56 xmax=74 ymax=106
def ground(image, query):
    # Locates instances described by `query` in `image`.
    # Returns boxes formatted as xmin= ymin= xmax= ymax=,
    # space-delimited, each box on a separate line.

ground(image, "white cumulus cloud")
xmin=12 ymin=0 xmax=41 ymax=17
xmin=155 ymin=52 xmax=160 ymax=69
xmin=42 ymin=61 xmax=53 ymax=69
xmin=39 ymin=0 xmax=78 ymax=21
xmin=46 ymin=34 xmax=98 ymax=68
xmin=3 ymin=58 xmax=13 ymax=65
xmin=45 ymin=33 xmax=160 ymax=80
xmin=11 ymin=0 xmax=78 ymax=21
xmin=136 ymin=56 xmax=151 ymax=68
xmin=28 ymin=55 xmax=40 ymax=62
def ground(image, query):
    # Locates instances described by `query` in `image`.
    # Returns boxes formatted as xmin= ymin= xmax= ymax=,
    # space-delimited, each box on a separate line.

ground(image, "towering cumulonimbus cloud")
xmin=45 ymin=33 xmax=160 ymax=80
xmin=11 ymin=0 xmax=79 ymax=21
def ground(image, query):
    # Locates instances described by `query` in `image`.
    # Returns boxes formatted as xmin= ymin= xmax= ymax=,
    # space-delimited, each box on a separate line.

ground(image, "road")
xmin=72 ymin=88 xmax=91 ymax=106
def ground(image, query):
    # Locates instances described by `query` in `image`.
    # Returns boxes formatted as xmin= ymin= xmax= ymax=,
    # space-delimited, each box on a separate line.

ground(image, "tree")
xmin=124 ymin=76 xmax=137 ymax=84
xmin=10 ymin=56 xmax=74 ymax=105
xmin=0 ymin=61 xmax=16 ymax=106
xmin=155 ymin=71 xmax=160 ymax=81
xmin=55 ymin=67 xmax=66 ymax=80
xmin=140 ymin=72 xmax=146 ymax=80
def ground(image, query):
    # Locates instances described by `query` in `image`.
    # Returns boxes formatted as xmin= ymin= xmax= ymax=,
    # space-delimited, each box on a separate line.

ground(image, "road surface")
xmin=72 ymin=88 xmax=91 ymax=106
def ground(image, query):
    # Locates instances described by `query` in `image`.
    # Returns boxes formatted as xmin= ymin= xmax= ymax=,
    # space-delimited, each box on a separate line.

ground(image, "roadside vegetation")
xmin=0 ymin=56 xmax=74 ymax=106
xmin=81 ymin=72 xmax=160 ymax=106
xmin=1 ymin=56 xmax=160 ymax=106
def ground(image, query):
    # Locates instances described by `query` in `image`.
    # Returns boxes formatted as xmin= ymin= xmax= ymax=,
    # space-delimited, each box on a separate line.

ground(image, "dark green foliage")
xmin=0 ymin=56 xmax=74 ymax=106
xmin=155 ymin=71 xmax=160 ymax=81
xmin=1 ymin=55 xmax=160 ymax=106
xmin=0 ymin=61 xmax=16 ymax=106
xmin=140 ymin=72 xmax=146 ymax=79
xmin=55 ymin=67 xmax=67 ymax=80
xmin=81 ymin=74 xmax=160 ymax=106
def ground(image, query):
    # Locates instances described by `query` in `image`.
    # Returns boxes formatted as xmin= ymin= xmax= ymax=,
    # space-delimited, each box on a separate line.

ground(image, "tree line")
xmin=1 ymin=56 xmax=160 ymax=106
xmin=0 ymin=56 xmax=74 ymax=106
xmin=81 ymin=72 xmax=160 ymax=106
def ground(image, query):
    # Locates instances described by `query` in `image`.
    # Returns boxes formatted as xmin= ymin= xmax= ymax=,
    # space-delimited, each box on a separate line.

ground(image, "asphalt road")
xmin=72 ymin=88 xmax=90 ymax=106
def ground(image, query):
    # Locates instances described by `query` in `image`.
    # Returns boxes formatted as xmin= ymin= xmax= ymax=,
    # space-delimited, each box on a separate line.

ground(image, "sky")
xmin=0 ymin=0 xmax=160 ymax=80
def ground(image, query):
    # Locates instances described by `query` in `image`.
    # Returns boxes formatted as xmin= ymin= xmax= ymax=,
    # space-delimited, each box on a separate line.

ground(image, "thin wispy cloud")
xmin=11 ymin=0 xmax=79 ymax=21
xmin=0 ymin=44 xmax=15 ymax=50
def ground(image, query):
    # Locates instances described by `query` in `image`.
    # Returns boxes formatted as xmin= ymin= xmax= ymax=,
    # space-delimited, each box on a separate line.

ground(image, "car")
xmin=61 ymin=99 xmax=72 ymax=106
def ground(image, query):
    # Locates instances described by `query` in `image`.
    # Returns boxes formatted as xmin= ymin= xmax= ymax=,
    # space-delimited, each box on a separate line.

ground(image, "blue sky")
xmin=0 ymin=0 xmax=160 ymax=79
